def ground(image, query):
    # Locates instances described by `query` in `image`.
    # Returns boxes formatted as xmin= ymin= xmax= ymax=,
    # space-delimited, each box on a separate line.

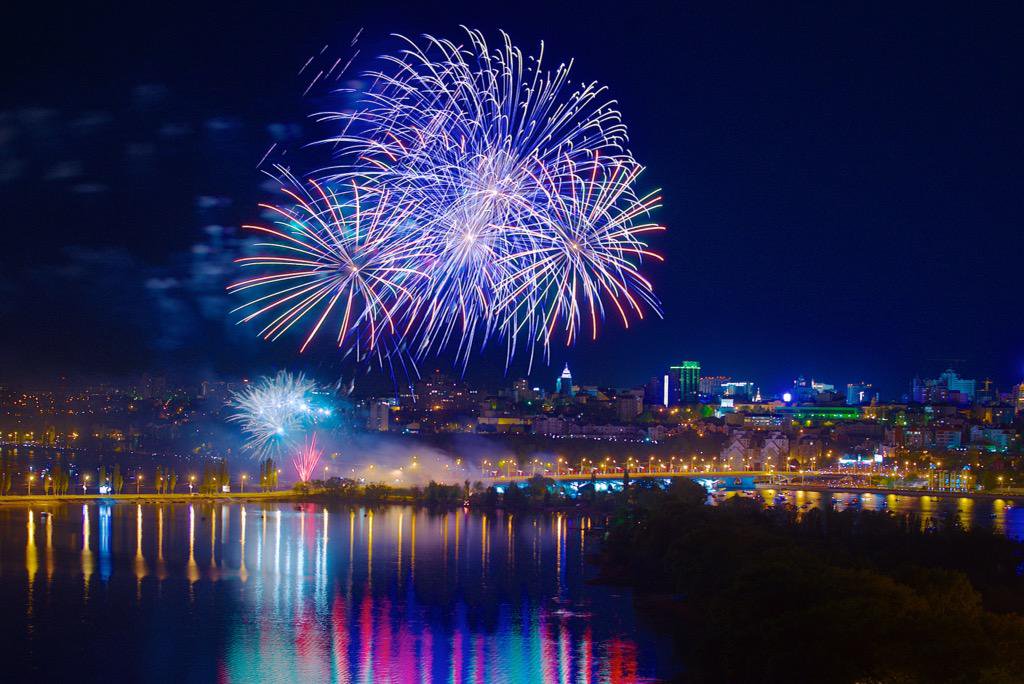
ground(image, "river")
xmin=726 ymin=488 xmax=1024 ymax=538
xmin=0 ymin=503 xmax=675 ymax=682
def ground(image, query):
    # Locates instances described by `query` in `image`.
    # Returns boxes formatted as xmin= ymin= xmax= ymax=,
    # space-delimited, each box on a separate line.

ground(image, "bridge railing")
xmin=483 ymin=470 xmax=823 ymax=482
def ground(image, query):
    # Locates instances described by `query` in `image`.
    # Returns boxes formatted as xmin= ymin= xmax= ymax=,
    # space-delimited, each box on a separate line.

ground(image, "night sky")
xmin=2 ymin=1 xmax=1021 ymax=397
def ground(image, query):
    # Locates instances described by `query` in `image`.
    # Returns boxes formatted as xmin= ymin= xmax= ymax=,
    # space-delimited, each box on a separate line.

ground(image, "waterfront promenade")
xmin=0 ymin=491 xmax=305 ymax=505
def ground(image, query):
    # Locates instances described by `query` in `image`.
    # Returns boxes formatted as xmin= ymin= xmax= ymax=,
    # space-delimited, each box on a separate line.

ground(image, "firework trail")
xmin=232 ymin=28 xmax=664 ymax=371
xmin=292 ymin=433 xmax=324 ymax=482
xmin=230 ymin=168 xmax=429 ymax=361
xmin=228 ymin=370 xmax=320 ymax=458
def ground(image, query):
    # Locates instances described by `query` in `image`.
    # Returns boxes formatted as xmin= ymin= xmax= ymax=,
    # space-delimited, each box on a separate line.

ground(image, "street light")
xmin=240 ymin=474 xmax=247 ymax=493
xmin=83 ymin=474 xmax=90 ymax=494
xmin=189 ymin=475 xmax=195 ymax=494
xmin=27 ymin=473 xmax=35 ymax=496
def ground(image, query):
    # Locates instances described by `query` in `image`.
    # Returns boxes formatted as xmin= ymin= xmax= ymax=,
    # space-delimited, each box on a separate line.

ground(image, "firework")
xmin=233 ymin=29 xmax=663 ymax=369
xmin=292 ymin=434 xmax=324 ymax=482
xmin=229 ymin=169 xmax=429 ymax=359
xmin=228 ymin=370 xmax=319 ymax=457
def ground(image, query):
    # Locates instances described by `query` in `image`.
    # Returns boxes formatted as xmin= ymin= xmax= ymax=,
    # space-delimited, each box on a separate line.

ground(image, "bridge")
xmin=483 ymin=469 xmax=824 ymax=486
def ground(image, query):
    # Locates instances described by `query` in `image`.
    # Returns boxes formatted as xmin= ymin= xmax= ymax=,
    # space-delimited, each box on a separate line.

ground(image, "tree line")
xmin=0 ymin=456 xmax=288 ymax=495
xmin=598 ymin=480 xmax=1024 ymax=682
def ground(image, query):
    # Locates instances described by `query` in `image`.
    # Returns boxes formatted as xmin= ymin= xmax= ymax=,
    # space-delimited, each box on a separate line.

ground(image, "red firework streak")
xmin=293 ymin=434 xmax=323 ymax=482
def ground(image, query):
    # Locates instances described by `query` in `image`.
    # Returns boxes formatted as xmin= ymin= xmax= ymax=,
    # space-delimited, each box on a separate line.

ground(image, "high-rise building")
xmin=1015 ymin=383 xmax=1024 ymax=415
xmin=976 ymin=378 xmax=996 ymax=404
xmin=644 ymin=376 xmax=663 ymax=405
xmin=722 ymin=381 xmax=756 ymax=400
xmin=368 ymin=400 xmax=392 ymax=432
xmin=511 ymin=378 xmax=535 ymax=403
xmin=671 ymin=361 xmax=700 ymax=403
xmin=555 ymin=364 xmax=575 ymax=397
xmin=913 ymin=369 xmax=977 ymax=405
xmin=846 ymin=382 xmax=874 ymax=405
xmin=414 ymin=370 xmax=472 ymax=411
xmin=656 ymin=372 xmax=682 ymax=406
xmin=792 ymin=376 xmax=815 ymax=402
xmin=911 ymin=376 xmax=926 ymax=403
xmin=699 ymin=375 xmax=730 ymax=397
xmin=938 ymin=369 xmax=976 ymax=400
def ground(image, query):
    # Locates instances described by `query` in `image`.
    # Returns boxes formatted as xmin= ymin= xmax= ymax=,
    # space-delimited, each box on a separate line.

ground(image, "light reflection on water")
xmin=732 ymin=490 xmax=1024 ymax=538
xmin=0 ymin=503 xmax=669 ymax=682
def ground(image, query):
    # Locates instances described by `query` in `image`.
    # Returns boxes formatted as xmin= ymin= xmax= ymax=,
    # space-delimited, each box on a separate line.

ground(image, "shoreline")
xmin=768 ymin=483 xmax=1018 ymax=502
xmin=1 ymin=484 xmax=1018 ymax=507
xmin=0 ymin=491 xmax=306 ymax=505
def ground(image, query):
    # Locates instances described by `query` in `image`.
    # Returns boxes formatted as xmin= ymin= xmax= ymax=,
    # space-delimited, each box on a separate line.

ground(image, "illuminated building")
xmin=652 ymin=372 xmax=682 ymax=407
xmin=792 ymin=376 xmax=816 ymax=402
xmin=792 ymin=376 xmax=838 ymax=402
xmin=911 ymin=376 xmax=926 ymax=403
xmin=846 ymin=382 xmax=874 ymax=405
xmin=913 ymin=369 xmax=977 ymax=405
xmin=413 ymin=370 xmax=473 ymax=412
xmin=722 ymin=381 xmax=755 ymax=400
xmin=1016 ymin=383 xmax=1024 ymax=415
xmin=555 ymin=364 xmax=575 ymax=397
xmin=773 ymin=406 xmax=862 ymax=422
xmin=938 ymin=369 xmax=976 ymax=400
xmin=699 ymin=375 xmax=730 ymax=397
xmin=670 ymin=361 xmax=700 ymax=403
xmin=721 ymin=430 xmax=789 ymax=470
xmin=927 ymin=469 xmax=975 ymax=492
xmin=368 ymin=400 xmax=391 ymax=432
xmin=476 ymin=416 xmax=529 ymax=434
xmin=511 ymin=378 xmax=536 ymax=403
xmin=933 ymin=428 xmax=963 ymax=449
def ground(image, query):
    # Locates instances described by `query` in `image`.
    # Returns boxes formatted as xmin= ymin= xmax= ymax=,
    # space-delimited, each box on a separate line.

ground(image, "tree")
xmin=98 ymin=466 xmax=108 ymax=493
xmin=167 ymin=471 xmax=177 ymax=493
xmin=201 ymin=464 xmax=214 ymax=494
xmin=0 ymin=452 xmax=9 ymax=495
xmin=260 ymin=459 xmax=278 ymax=491
xmin=363 ymin=482 xmax=392 ymax=502
xmin=113 ymin=464 xmax=124 ymax=494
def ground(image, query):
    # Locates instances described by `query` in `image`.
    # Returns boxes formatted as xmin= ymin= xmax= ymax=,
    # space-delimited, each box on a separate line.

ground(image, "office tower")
xmin=555 ymin=364 xmax=575 ymax=397
xmin=846 ymin=382 xmax=873 ymax=405
xmin=671 ymin=361 xmax=700 ymax=403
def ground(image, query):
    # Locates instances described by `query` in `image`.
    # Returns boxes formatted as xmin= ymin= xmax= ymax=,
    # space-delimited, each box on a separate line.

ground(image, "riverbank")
xmin=772 ymin=482 xmax=1019 ymax=501
xmin=0 ymin=491 xmax=306 ymax=505
xmin=599 ymin=481 xmax=1024 ymax=682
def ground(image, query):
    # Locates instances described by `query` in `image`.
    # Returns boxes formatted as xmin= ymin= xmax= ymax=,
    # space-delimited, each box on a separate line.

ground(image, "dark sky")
xmin=1 ymin=1 xmax=1021 ymax=397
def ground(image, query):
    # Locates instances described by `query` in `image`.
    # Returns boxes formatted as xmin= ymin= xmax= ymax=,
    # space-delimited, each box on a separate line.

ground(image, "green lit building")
xmin=773 ymin=405 xmax=862 ymax=422
xmin=671 ymin=361 xmax=701 ymax=403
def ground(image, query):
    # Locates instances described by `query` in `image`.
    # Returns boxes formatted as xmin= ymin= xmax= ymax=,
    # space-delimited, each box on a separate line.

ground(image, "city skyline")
xmin=0 ymin=357 xmax=1013 ymax=408
xmin=3 ymin=7 xmax=1024 ymax=679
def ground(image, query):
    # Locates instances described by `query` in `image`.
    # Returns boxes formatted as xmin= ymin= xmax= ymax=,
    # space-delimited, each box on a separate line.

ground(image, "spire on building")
xmin=556 ymin=363 xmax=575 ymax=396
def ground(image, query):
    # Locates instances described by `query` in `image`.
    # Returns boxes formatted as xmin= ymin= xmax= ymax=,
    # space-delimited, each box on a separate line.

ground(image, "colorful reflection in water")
xmin=0 ymin=504 xmax=672 ymax=682
xmin=733 ymin=489 xmax=1024 ymax=538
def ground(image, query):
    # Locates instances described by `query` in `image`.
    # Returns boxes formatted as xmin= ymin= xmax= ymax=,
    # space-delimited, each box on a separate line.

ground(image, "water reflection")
xmin=81 ymin=503 xmax=92 ymax=590
xmin=0 ymin=503 xmax=679 ymax=680
xmin=739 ymin=489 xmax=1024 ymax=537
